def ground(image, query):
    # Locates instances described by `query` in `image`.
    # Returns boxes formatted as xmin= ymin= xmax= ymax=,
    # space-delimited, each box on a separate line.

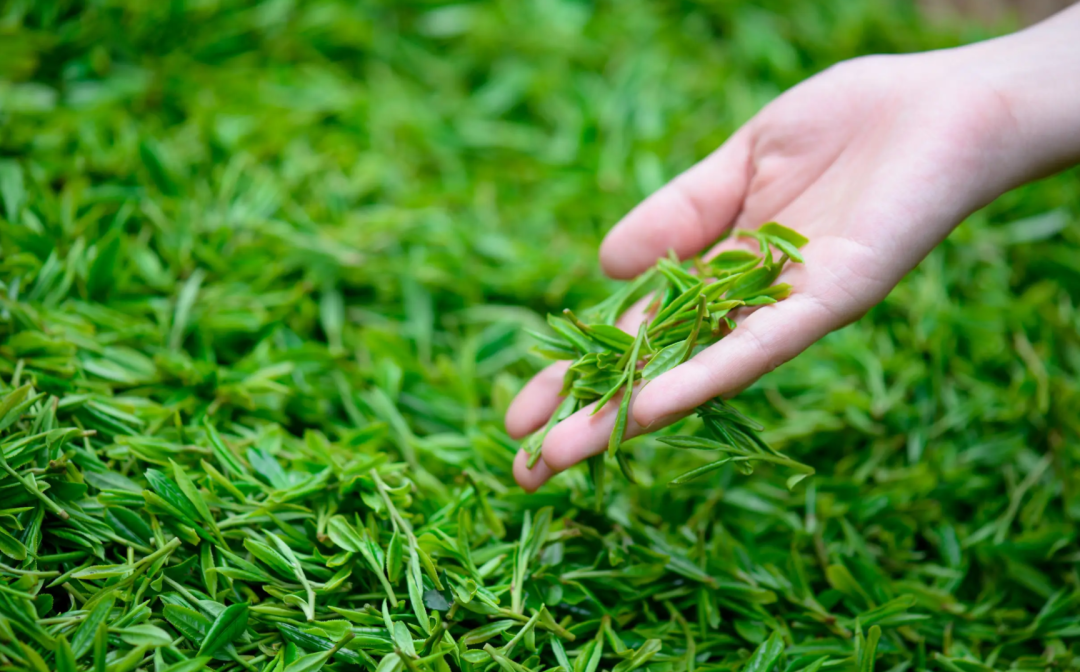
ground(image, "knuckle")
xmin=741 ymin=327 xmax=785 ymax=373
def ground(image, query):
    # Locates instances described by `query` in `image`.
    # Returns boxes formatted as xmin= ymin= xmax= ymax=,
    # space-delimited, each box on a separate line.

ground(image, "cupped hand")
xmin=506 ymin=48 xmax=1029 ymax=491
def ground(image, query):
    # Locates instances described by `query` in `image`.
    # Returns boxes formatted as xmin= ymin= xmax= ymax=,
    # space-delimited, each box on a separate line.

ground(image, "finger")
xmin=513 ymin=449 xmax=556 ymax=492
xmin=541 ymin=386 xmax=688 ymax=473
xmin=506 ymin=294 xmax=656 ymax=470
xmin=505 ymin=361 xmax=570 ymax=439
xmin=600 ymin=129 xmax=753 ymax=280
xmin=632 ymin=292 xmax=839 ymax=427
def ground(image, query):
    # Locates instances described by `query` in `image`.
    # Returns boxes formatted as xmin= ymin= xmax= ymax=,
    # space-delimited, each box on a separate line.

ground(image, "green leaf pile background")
xmin=1 ymin=2 xmax=1079 ymax=672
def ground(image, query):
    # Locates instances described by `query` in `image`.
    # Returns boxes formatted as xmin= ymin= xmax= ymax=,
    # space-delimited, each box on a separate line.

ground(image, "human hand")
xmin=506 ymin=7 xmax=1080 ymax=491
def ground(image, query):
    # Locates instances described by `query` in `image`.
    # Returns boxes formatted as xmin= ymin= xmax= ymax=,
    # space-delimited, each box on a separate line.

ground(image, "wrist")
xmin=953 ymin=6 xmax=1080 ymax=188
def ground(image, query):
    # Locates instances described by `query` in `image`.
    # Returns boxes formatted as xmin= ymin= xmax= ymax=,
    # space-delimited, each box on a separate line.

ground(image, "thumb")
xmin=599 ymin=129 xmax=753 ymax=280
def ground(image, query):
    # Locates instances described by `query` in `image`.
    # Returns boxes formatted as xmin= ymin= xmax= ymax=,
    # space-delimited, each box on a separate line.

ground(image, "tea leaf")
xmin=56 ymin=636 xmax=77 ymax=672
xmin=608 ymin=324 xmax=646 ymax=457
xmin=744 ymin=631 xmax=786 ymax=672
xmin=0 ymin=5 xmax=1076 ymax=672
xmin=641 ymin=341 xmax=684 ymax=380
xmin=0 ymin=526 xmax=28 ymax=561
xmin=198 ymin=602 xmax=249 ymax=656
xmin=161 ymin=658 xmax=214 ymax=672
xmin=117 ymin=624 xmax=174 ymax=647
xmin=72 ymin=595 xmax=115 ymax=658
xmin=759 ymin=222 xmax=810 ymax=250
xmin=163 ymin=605 xmax=211 ymax=645
xmin=668 ymin=458 xmax=734 ymax=486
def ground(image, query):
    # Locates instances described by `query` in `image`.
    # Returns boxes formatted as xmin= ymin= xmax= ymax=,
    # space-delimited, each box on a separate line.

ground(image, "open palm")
xmin=506 ymin=50 xmax=1022 ymax=491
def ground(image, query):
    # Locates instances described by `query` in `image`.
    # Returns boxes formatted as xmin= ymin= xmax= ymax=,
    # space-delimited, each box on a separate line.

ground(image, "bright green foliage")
xmin=523 ymin=227 xmax=814 ymax=498
xmin=0 ymin=2 xmax=1079 ymax=672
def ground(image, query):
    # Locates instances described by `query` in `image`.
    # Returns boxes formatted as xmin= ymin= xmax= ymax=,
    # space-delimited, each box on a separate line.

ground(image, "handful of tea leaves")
xmin=523 ymin=224 xmax=814 ymax=494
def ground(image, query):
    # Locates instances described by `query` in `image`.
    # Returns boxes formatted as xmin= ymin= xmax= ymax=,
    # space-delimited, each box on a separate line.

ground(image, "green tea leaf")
xmin=93 ymin=617 xmax=108 ymax=672
xmin=708 ymin=249 xmax=761 ymax=274
xmin=585 ymin=324 xmax=635 ymax=350
xmin=608 ymin=324 xmax=646 ymax=457
xmin=170 ymin=459 xmax=216 ymax=529
xmin=117 ymin=623 xmax=174 ymax=647
xmin=144 ymin=469 xmax=201 ymax=522
xmin=72 ymin=595 xmax=115 ymax=658
xmin=56 ymin=636 xmax=77 ymax=672
xmin=163 ymin=605 xmax=211 ymax=644
xmin=859 ymin=626 xmax=881 ymax=672
xmin=758 ymin=222 xmax=809 ymax=248
xmin=642 ymin=341 xmax=684 ymax=380
xmin=744 ymin=631 xmax=785 ymax=672
xmin=611 ymin=639 xmax=662 ymax=672
xmin=88 ymin=233 xmax=122 ymax=301
xmin=668 ymin=458 xmax=733 ymax=486
xmin=160 ymin=658 xmax=214 ymax=672
xmin=198 ymin=602 xmax=249 ymax=656
xmin=725 ymin=266 xmax=782 ymax=301
xmin=0 ymin=7 xmax=1072 ymax=672
xmin=0 ymin=526 xmax=28 ymax=560
xmin=0 ymin=159 xmax=25 ymax=221
xmin=243 ymin=539 xmax=295 ymax=579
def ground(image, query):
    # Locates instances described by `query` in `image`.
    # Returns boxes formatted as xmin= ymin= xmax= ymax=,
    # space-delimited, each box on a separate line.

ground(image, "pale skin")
xmin=507 ymin=5 xmax=1080 ymax=491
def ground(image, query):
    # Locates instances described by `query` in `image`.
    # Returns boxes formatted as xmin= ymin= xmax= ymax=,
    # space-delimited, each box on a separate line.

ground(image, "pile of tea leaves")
xmin=1 ymin=2 xmax=1080 ymax=672
xmin=523 ymin=224 xmax=816 ymax=499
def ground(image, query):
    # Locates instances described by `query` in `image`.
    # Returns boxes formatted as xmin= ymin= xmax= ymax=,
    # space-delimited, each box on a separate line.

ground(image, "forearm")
xmin=958 ymin=4 xmax=1080 ymax=186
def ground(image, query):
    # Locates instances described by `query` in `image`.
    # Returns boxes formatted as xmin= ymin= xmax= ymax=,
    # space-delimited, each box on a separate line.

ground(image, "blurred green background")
xmin=2 ymin=0 xmax=1080 ymax=667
